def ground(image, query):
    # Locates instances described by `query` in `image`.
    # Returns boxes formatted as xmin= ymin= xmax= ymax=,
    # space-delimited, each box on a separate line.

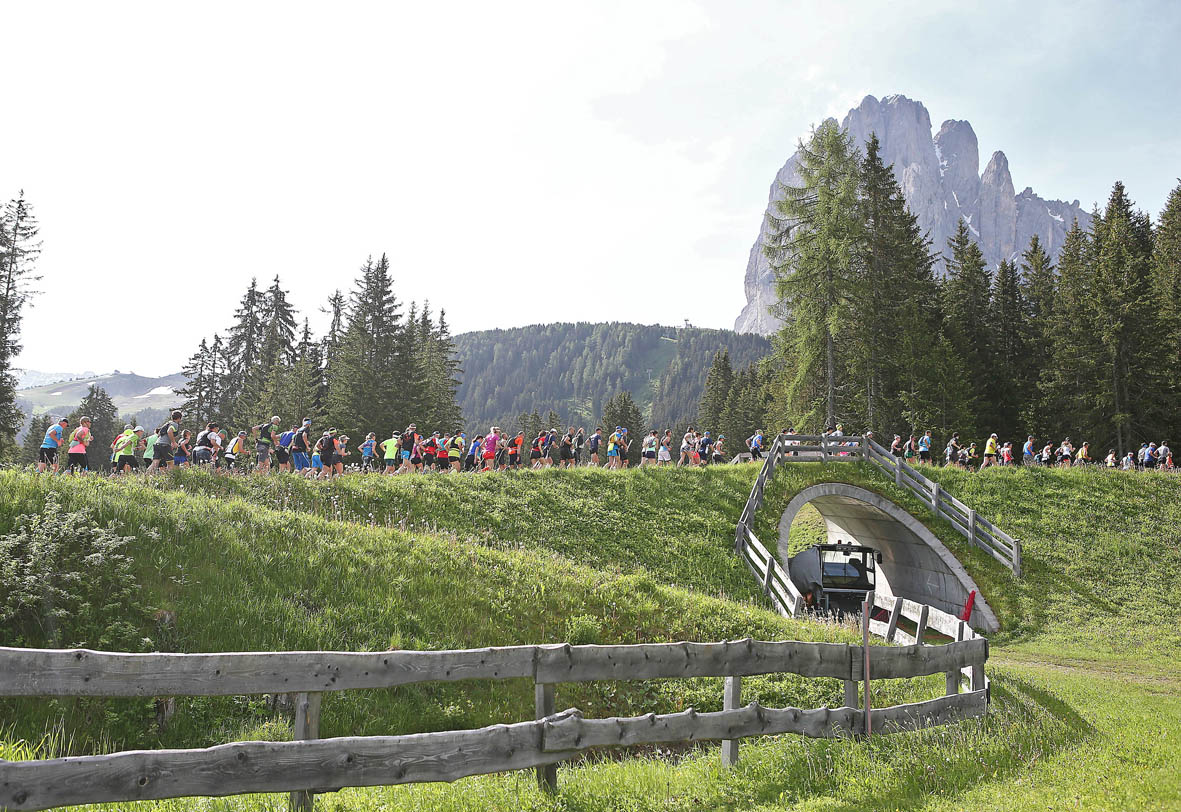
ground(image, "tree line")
xmin=176 ymin=255 xmax=463 ymax=445
xmin=700 ymin=121 xmax=1181 ymax=457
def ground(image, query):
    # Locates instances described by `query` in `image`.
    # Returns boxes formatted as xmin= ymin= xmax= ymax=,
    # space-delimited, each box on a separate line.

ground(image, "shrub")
xmin=0 ymin=492 xmax=149 ymax=650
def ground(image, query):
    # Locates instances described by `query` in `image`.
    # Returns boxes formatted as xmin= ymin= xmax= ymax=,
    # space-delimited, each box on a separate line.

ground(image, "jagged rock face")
xmin=735 ymin=94 xmax=1093 ymax=335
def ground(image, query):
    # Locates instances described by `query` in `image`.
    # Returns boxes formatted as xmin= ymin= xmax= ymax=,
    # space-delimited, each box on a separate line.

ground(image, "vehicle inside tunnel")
xmin=777 ymin=483 xmax=999 ymax=633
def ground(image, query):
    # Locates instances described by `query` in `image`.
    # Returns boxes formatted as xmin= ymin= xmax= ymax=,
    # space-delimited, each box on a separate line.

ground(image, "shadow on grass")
xmin=733 ymin=670 xmax=1095 ymax=812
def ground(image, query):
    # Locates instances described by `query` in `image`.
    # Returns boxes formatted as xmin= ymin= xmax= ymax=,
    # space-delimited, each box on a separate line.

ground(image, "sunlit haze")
xmin=5 ymin=0 xmax=1178 ymax=376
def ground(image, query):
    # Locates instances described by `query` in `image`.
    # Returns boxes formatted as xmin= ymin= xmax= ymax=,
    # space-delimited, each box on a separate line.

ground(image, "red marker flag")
xmin=960 ymin=589 xmax=976 ymax=622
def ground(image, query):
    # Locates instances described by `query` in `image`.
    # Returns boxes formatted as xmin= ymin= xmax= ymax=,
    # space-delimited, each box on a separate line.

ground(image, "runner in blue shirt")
xmin=1022 ymin=436 xmax=1036 ymax=465
xmin=917 ymin=430 xmax=932 ymax=464
xmin=359 ymin=432 xmax=378 ymax=473
xmin=38 ymin=418 xmax=69 ymax=473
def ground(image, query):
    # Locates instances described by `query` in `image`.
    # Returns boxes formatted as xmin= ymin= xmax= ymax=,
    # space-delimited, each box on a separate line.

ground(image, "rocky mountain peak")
xmin=735 ymin=95 xmax=1093 ymax=335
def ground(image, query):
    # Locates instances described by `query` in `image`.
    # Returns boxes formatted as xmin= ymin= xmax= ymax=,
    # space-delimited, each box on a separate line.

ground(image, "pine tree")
xmin=1038 ymin=219 xmax=1101 ymax=442
xmin=719 ymin=365 xmax=769 ymax=454
xmin=1153 ymin=180 xmax=1181 ymax=430
xmin=1090 ymin=182 xmax=1161 ymax=453
xmin=850 ymin=133 xmax=944 ymax=435
xmin=940 ymin=219 xmax=992 ymax=435
xmin=1019 ymin=233 xmax=1056 ymax=428
xmin=283 ymin=320 xmax=324 ymax=424
xmin=986 ymin=259 xmax=1028 ymax=437
xmin=766 ymin=119 xmax=863 ymax=430
xmin=697 ymin=350 xmax=733 ymax=431
xmin=177 ymin=338 xmax=217 ymax=426
xmin=0 ymin=192 xmax=41 ymax=460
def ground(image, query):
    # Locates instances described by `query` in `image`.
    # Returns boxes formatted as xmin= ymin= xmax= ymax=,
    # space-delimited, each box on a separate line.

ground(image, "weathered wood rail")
xmin=0 ymin=632 xmax=987 ymax=811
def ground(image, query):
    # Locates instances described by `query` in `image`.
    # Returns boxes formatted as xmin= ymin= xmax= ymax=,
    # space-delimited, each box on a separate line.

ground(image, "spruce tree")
xmin=0 ymin=192 xmax=41 ymax=460
xmin=1090 ymin=182 xmax=1161 ymax=452
xmin=986 ymin=259 xmax=1028 ymax=437
xmin=940 ymin=219 xmax=992 ymax=435
xmin=698 ymin=350 xmax=733 ymax=431
xmin=1038 ymin=219 xmax=1101 ymax=442
xmin=1153 ymin=180 xmax=1181 ymax=430
xmin=1019 ymin=233 xmax=1056 ymax=426
xmin=851 ymin=133 xmax=944 ymax=435
xmin=766 ymin=119 xmax=863 ymax=430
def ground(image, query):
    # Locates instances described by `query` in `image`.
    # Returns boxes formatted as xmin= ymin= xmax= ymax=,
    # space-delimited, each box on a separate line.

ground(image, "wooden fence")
xmin=860 ymin=438 xmax=1022 ymax=576
xmin=0 ymin=631 xmax=988 ymax=811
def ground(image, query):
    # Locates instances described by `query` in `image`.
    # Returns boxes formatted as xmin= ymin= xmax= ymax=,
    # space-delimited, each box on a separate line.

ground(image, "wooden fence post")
xmin=1012 ymin=538 xmax=1022 ymax=577
xmin=721 ymin=675 xmax=741 ymax=767
xmin=932 ymin=481 xmax=942 ymax=517
xmin=861 ymin=590 xmax=874 ymax=737
xmin=946 ymin=622 xmax=965 ymax=696
xmin=884 ymin=597 xmax=903 ymax=643
xmin=895 ymin=461 xmax=903 ymax=487
xmin=535 ymin=682 xmax=557 ymax=792
xmin=967 ymin=508 xmax=977 ymax=547
xmin=289 ymin=692 xmax=322 ymax=812
xmin=914 ymin=604 xmax=929 ymax=645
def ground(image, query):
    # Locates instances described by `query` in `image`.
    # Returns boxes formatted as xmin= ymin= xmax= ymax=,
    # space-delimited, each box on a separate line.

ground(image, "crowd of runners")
xmin=868 ymin=426 xmax=1175 ymax=471
xmin=33 ymin=411 xmax=775 ymax=477
xmin=33 ymin=411 xmax=1173 ymax=476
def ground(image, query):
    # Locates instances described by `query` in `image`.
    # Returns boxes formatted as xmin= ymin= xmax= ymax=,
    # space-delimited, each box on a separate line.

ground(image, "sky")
xmin=4 ymin=0 xmax=1178 ymax=377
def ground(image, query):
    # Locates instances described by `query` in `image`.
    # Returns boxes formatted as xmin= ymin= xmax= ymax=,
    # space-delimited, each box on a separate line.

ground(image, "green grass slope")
xmin=0 ymin=469 xmax=926 ymax=756
xmin=2 ymin=463 xmax=1179 ymax=811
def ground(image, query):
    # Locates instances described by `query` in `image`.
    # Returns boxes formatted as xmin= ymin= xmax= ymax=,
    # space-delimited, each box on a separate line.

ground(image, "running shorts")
xmin=256 ymin=444 xmax=271 ymax=463
xmin=38 ymin=447 xmax=57 ymax=464
xmin=293 ymin=451 xmax=309 ymax=470
xmin=67 ymin=452 xmax=88 ymax=470
xmin=116 ymin=455 xmax=138 ymax=470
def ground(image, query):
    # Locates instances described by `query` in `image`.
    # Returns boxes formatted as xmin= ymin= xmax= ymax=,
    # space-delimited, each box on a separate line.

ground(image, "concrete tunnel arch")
xmin=777 ymin=483 xmax=999 ymax=633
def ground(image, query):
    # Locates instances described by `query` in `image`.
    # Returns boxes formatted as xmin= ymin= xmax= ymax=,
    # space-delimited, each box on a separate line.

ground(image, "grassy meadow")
xmin=0 ymin=461 xmax=1178 ymax=810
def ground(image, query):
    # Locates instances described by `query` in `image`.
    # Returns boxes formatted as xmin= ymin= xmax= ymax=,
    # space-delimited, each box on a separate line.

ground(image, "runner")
xmin=142 ymin=427 xmax=159 ymax=471
xmin=449 ymin=432 xmax=466 ymax=472
xmin=509 ymin=431 xmax=524 ymax=470
xmin=358 ymin=432 xmax=378 ymax=473
xmin=483 ymin=426 xmax=499 ymax=472
xmin=712 ymin=435 xmax=726 ymax=464
xmin=944 ymin=433 xmax=961 ymax=467
xmin=226 ymin=430 xmax=249 ymax=472
xmin=890 ymin=434 xmax=903 ymax=458
xmin=37 ymin=417 xmax=68 ymax=473
xmin=640 ymin=430 xmax=657 ymax=467
xmin=173 ymin=429 xmax=193 ymax=468
xmin=314 ymin=430 xmax=337 ymax=479
xmin=980 ymin=433 xmax=999 ymax=470
xmin=530 ymin=431 xmax=545 ymax=469
xmin=255 ymin=416 xmax=280 ymax=473
xmin=292 ymin=418 xmax=313 ymax=473
xmin=193 ymin=423 xmax=218 ymax=467
xmin=606 ymin=427 xmax=622 ymax=469
xmin=588 ymin=427 xmax=602 ymax=467
xmin=573 ymin=428 xmax=586 ymax=466
xmin=1022 ymin=436 xmax=1036 ymax=465
xmin=747 ymin=429 xmax=764 ymax=461
xmin=334 ymin=434 xmax=349 ymax=476
xmin=380 ymin=431 xmax=401 ymax=474
xmin=276 ymin=425 xmax=296 ymax=472
xmin=560 ymin=428 xmax=575 ymax=469
xmin=112 ymin=425 xmax=142 ymax=474
xmin=658 ymin=429 xmax=673 ymax=466
xmin=67 ymin=416 xmax=92 ymax=474
xmin=698 ymin=431 xmax=714 ymax=466
xmin=149 ymin=410 xmax=183 ymax=473
xmin=917 ymin=430 xmax=932 ymax=464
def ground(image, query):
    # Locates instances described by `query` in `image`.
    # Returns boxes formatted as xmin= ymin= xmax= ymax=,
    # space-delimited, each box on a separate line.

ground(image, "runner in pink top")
xmin=67 ymin=416 xmax=92 ymax=473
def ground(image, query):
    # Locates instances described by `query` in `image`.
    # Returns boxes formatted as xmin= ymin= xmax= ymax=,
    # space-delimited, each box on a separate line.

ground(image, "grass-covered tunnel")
xmin=776 ymin=482 xmax=999 ymax=633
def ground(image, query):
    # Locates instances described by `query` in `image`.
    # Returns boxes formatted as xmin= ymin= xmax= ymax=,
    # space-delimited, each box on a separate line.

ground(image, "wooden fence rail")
xmin=0 ymin=631 xmax=988 ymax=812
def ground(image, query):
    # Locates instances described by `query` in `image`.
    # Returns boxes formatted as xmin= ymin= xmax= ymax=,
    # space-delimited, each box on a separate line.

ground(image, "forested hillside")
xmin=452 ymin=323 xmax=769 ymax=431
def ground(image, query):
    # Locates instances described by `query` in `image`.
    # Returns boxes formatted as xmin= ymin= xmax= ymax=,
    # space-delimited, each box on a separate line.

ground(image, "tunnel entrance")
xmin=777 ymin=483 xmax=999 ymax=633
